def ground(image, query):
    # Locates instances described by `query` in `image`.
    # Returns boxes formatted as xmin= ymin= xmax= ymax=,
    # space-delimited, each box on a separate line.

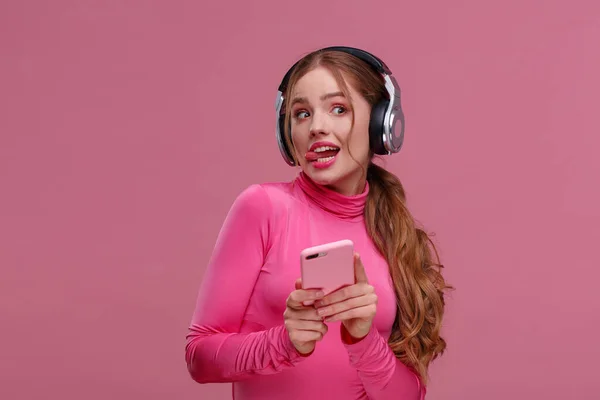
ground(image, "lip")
xmin=309 ymin=141 xmax=340 ymax=151
xmin=312 ymin=155 xmax=337 ymax=169
xmin=306 ymin=141 xmax=340 ymax=170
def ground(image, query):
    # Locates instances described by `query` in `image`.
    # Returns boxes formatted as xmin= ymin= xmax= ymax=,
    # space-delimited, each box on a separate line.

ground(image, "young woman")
xmin=185 ymin=47 xmax=451 ymax=399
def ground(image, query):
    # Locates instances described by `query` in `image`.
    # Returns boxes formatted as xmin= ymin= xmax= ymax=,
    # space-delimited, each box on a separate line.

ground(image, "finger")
xmin=289 ymin=329 xmax=326 ymax=343
xmin=354 ymin=252 xmax=369 ymax=284
xmin=294 ymin=279 xmax=317 ymax=306
xmin=285 ymin=319 xmax=329 ymax=336
xmin=284 ymin=306 xmax=323 ymax=322
xmin=287 ymin=289 xmax=325 ymax=309
xmin=316 ymin=293 xmax=377 ymax=318
xmin=317 ymin=283 xmax=374 ymax=307
xmin=324 ymin=304 xmax=377 ymax=322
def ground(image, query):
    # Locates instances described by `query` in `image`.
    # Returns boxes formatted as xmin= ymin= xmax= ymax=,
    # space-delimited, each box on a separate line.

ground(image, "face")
xmin=289 ymin=67 xmax=372 ymax=196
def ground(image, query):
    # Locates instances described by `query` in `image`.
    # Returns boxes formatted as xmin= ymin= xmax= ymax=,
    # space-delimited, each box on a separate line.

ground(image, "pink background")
xmin=1 ymin=1 xmax=599 ymax=399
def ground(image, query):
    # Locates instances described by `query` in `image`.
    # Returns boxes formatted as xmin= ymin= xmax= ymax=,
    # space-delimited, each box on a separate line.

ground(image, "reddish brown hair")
xmin=282 ymin=49 xmax=453 ymax=383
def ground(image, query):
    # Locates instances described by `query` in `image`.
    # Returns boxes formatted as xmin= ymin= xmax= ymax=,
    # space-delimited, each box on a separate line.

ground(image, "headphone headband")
xmin=275 ymin=46 xmax=405 ymax=166
xmin=278 ymin=46 xmax=391 ymax=93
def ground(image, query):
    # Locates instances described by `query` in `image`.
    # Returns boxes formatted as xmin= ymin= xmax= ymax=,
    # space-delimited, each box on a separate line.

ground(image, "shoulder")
xmin=228 ymin=180 xmax=296 ymax=221
xmin=232 ymin=183 xmax=270 ymax=210
xmin=257 ymin=180 xmax=296 ymax=205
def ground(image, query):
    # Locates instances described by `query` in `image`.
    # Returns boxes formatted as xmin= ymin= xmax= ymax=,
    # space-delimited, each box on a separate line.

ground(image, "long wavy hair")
xmin=282 ymin=49 xmax=453 ymax=384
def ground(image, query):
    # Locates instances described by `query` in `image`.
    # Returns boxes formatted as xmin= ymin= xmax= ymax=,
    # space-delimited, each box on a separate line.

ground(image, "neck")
xmin=324 ymin=175 xmax=367 ymax=197
xmin=295 ymin=171 xmax=369 ymax=220
xmin=316 ymin=165 xmax=369 ymax=197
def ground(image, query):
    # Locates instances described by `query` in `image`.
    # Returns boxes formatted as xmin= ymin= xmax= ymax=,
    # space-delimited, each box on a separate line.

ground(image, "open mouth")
xmin=307 ymin=146 xmax=340 ymax=163
xmin=305 ymin=143 xmax=340 ymax=168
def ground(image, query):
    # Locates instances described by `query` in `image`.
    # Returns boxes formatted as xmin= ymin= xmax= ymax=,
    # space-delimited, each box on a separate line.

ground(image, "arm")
xmin=316 ymin=254 xmax=425 ymax=399
xmin=185 ymin=184 xmax=304 ymax=384
xmin=343 ymin=325 xmax=426 ymax=400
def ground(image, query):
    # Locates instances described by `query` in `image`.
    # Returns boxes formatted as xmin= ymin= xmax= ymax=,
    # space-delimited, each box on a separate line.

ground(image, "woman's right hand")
xmin=284 ymin=279 xmax=328 ymax=355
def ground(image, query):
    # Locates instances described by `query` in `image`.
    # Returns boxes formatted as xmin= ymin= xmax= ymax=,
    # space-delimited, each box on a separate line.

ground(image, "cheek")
xmin=345 ymin=128 xmax=370 ymax=158
xmin=291 ymin=126 xmax=308 ymax=150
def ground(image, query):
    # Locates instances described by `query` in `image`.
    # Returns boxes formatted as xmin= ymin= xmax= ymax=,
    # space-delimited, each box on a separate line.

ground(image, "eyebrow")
xmin=290 ymin=91 xmax=345 ymax=107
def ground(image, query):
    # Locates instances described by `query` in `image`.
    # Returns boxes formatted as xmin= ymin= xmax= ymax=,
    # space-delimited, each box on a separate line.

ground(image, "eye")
xmin=332 ymin=105 xmax=347 ymax=115
xmin=294 ymin=110 xmax=310 ymax=119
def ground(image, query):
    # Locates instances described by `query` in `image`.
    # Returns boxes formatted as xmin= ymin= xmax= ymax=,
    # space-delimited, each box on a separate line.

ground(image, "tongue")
xmin=306 ymin=150 xmax=338 ymax=161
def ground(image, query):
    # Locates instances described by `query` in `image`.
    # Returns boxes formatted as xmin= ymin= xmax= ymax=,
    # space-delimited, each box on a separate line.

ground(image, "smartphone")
xmin=300 ymin=239 xmax=355 ymax=295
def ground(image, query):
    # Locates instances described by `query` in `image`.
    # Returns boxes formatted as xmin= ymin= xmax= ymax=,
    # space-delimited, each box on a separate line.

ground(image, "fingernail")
xmin=303 ymin=300 xmax=314 ymax=306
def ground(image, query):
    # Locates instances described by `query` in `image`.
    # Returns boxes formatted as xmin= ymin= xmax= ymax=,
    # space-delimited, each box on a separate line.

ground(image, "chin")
xmin=304 ymin=165 xmax=353 ymax=187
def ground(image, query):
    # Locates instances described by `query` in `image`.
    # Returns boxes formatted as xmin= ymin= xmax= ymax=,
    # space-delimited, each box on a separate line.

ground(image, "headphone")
xmin=275 ymin=46 xmax=405 ymax=166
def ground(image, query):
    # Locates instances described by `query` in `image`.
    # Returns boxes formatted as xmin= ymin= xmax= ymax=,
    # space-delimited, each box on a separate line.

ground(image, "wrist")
xmin=342 ymin=324 xmax=385 ymax=368
xmin=297 ymin=347 xmax=315 ymax=357
xmin=340 ymin=323 xmax=368 ymax=345
xmin=280 ymin=325 xmax=311 ymax=361
xmin=293 ymin=340 xmax=315 ymax=357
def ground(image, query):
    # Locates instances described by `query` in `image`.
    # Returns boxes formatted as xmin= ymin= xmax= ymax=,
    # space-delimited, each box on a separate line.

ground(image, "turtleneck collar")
xmin=294 ymin=171 xmax=369 ymax=220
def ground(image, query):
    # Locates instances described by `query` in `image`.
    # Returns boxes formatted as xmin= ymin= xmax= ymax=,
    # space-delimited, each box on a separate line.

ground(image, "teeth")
xmin=313 ymin=146 xmax=338 ymax=153
xmin=316 ymin=156 xmax=335 ymax=162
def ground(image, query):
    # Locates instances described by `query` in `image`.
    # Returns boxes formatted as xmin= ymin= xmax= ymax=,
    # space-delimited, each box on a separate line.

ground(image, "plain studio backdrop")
xmin=1 ymin=1 xmax=599 ymax=399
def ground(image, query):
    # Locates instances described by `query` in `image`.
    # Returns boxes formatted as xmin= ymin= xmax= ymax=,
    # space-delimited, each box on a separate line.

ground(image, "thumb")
xmin=354 ymin=252 xmax=369 ymax=284
xmin=295 ymin=278 xmax=303 ymax=290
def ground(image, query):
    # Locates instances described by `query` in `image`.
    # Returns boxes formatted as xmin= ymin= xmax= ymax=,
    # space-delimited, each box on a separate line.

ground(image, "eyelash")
xmin=294 ymin=105 xmax=347 ymax=119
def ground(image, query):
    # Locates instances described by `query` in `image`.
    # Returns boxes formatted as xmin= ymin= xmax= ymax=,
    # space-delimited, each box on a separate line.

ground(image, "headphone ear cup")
xmin=369 ymin=100 xmax=389 ymax=155
xmin=278 ymin=114 xmax=296 ymax=165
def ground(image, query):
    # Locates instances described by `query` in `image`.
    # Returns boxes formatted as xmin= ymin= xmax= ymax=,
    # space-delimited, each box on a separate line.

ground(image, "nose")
xmin=308 ymin=110 xmax=330 ymax=138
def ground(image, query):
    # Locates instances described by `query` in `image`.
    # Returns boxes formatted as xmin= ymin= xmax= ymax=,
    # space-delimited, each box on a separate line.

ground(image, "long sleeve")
xmin=185 ymin=184 xmax=304 ymax=384
xmin=343 ymin=326 xmax=426 ymax=400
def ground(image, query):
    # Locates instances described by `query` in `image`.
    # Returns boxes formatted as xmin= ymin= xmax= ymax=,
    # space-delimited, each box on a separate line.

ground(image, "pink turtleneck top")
xmin=185 ymin=172 xmax=425 ymax=400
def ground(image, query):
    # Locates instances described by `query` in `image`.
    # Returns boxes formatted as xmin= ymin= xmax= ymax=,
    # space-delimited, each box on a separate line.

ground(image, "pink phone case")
xmin=300 ymin=239 xmax=355 ymax=295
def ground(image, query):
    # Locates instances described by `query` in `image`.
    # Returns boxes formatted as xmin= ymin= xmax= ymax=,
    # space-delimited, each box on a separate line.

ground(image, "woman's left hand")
xmin=315 ymin=253 xmax=378 ymax=341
